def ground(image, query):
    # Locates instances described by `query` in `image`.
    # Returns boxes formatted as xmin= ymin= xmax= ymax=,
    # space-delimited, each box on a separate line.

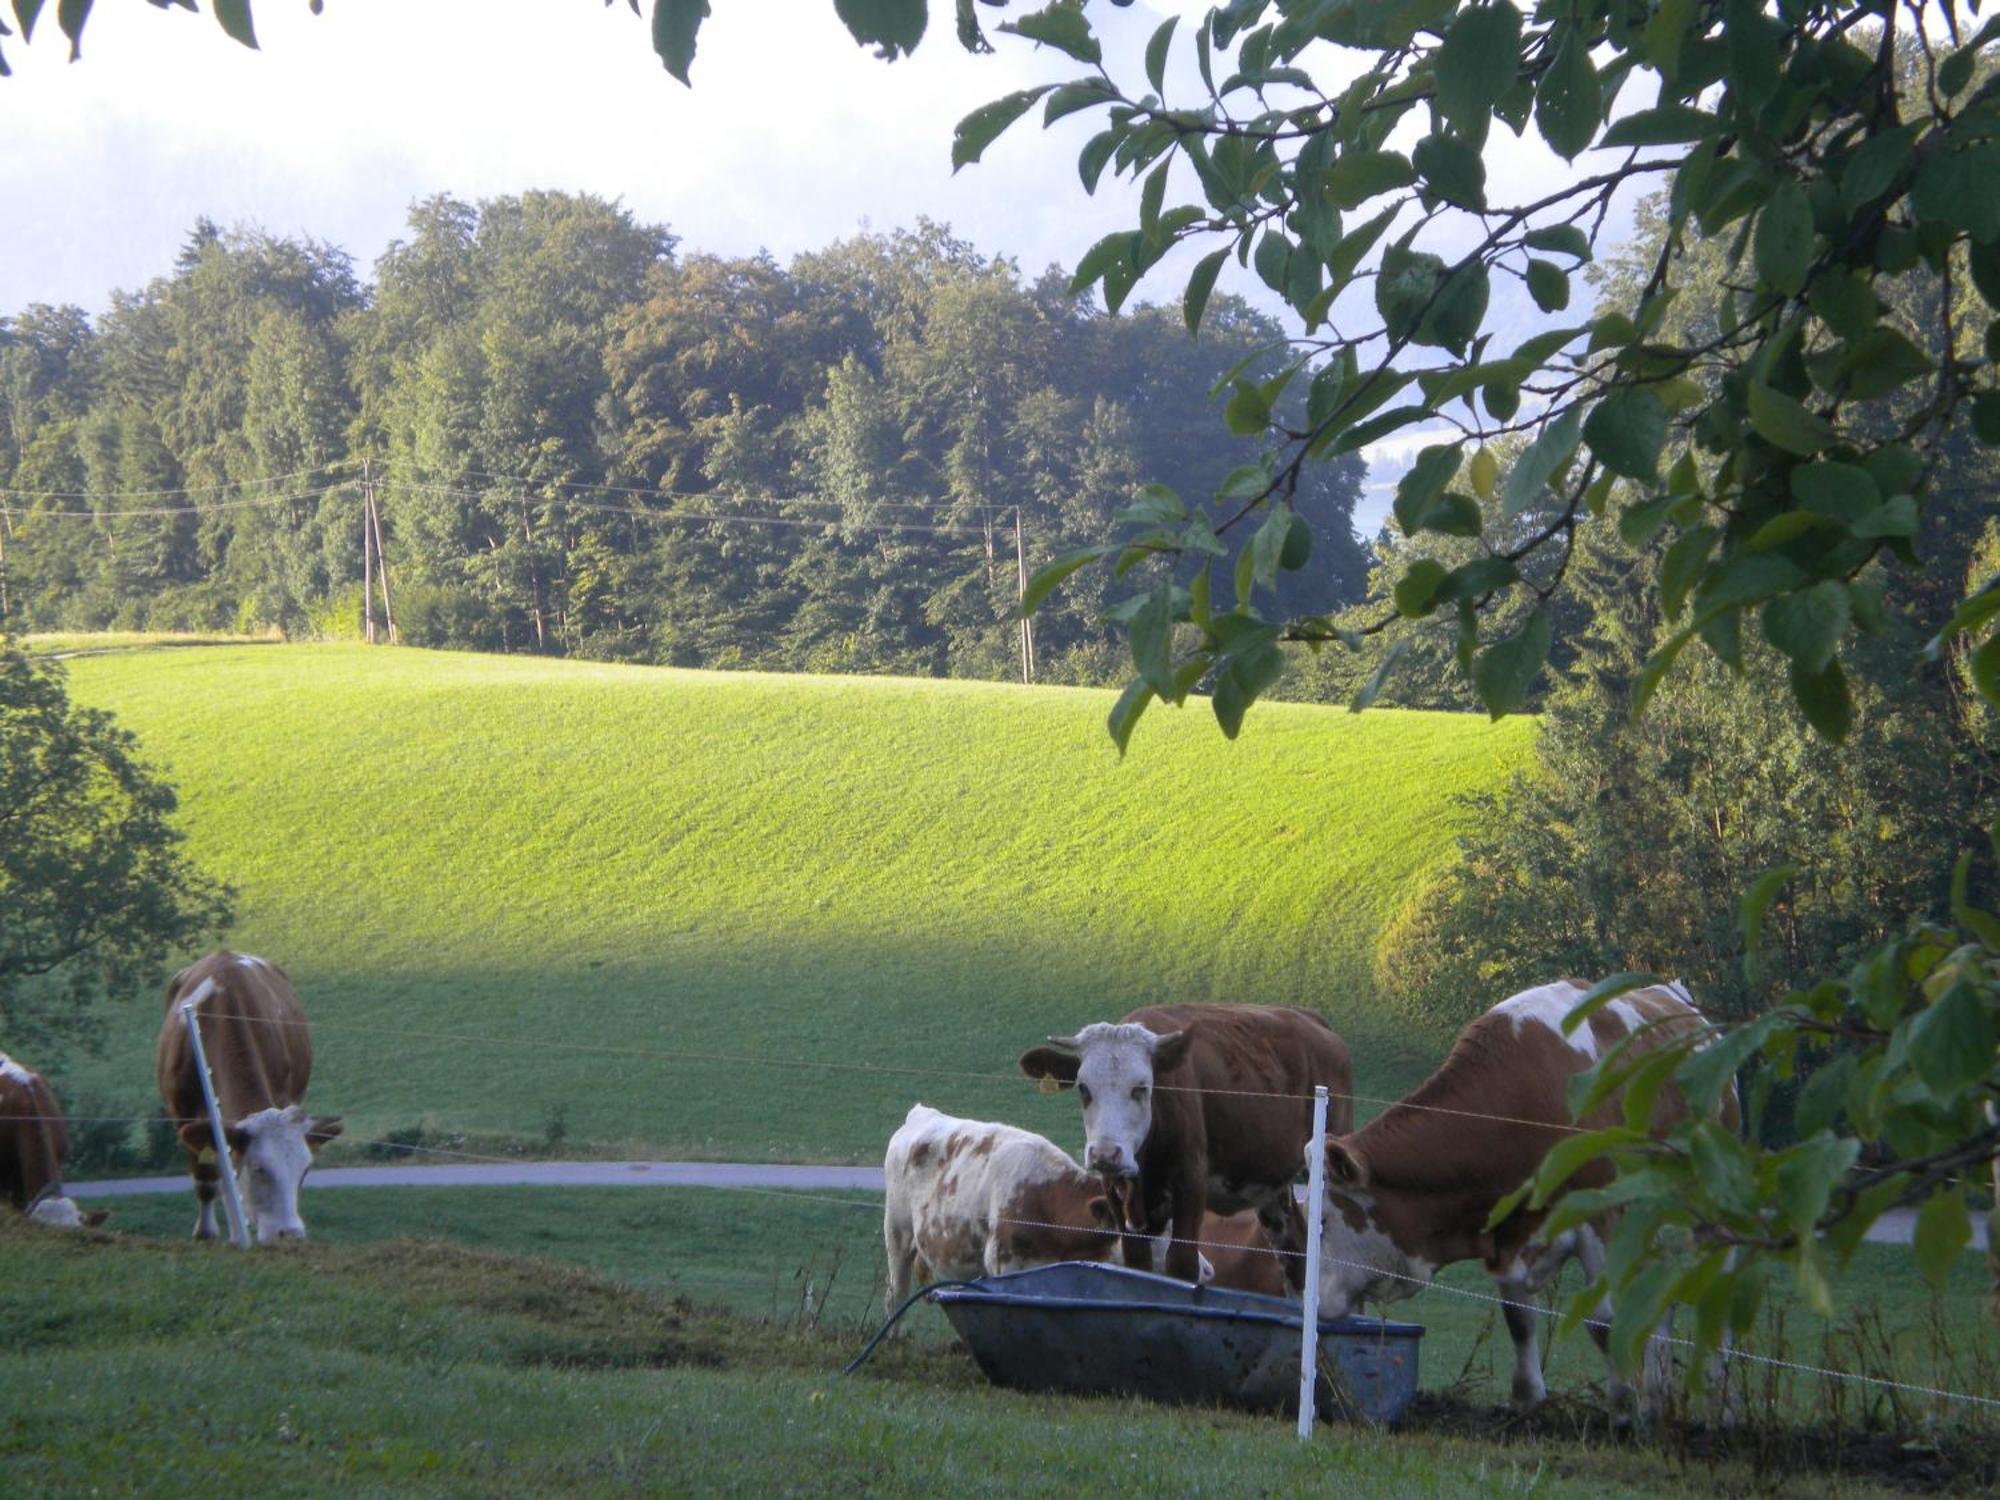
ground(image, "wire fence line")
xmin=35 ymin=1106 xmax=2000 ymax=1413
xmin=130 ymin=1007 xmax=1603 ymax=1134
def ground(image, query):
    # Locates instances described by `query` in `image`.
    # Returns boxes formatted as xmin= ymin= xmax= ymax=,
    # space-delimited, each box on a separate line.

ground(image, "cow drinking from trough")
xmin=1312 ymin=979 xmax=1735 ymax=1412
xmin=1018 ymin=1004 xmax=1352 ymax=1289
xmin=0 ymin=1051 xmax=107 ymax=1230
xmin=156 ymin=952 xmax=342 ymax=1244
xmin=882 ymin=1104 xmax=1128 ymax=1313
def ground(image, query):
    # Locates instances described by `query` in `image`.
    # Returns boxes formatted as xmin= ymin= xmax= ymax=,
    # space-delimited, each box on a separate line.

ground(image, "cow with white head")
xmin=1020 ymin=1003 xmax=1352 ymax=1288
xmin=157 ymin=952 xmax=343 ymax=1245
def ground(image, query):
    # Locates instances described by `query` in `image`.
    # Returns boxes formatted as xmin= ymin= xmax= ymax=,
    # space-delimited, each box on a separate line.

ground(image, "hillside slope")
xmin=56 ymin=645 xmax=1531 ymax=1161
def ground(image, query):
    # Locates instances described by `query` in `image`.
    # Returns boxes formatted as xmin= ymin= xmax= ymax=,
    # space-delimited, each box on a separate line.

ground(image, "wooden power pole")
xmin=1013 ymin=507 xmax=1036 ymax=685
xmin=360 ymin=464 xmax=376 ymax=643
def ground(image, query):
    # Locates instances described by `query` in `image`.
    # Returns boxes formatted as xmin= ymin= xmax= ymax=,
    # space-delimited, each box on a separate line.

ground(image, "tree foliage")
xmin=0 ymin=637 xmax=232 ymax=1053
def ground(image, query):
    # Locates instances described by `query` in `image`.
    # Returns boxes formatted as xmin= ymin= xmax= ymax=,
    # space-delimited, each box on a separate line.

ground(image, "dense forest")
xmin=0 ymin=193 xmax=1367 ymax=685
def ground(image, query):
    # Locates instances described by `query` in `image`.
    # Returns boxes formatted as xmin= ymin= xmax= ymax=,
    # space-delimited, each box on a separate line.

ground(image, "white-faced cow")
xmin=1313 ymin=979 xmax=1735 ymax=1411
xmin=0 ymin=1052 xmax=107 ymax=1230
xmin=156 ymin=952 xmax=342 ymax=1244
xmin=881 ymin=1104 xmax=1127 ymax=1313
xmin=1019 ymin=1004 xmax=1352 ymax=1288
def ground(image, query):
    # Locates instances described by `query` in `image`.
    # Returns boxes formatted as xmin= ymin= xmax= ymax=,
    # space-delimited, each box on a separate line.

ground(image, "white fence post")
xmin=1297 ymin=1083 xmax=1329 ymax=1439
xmin=181 ymin=999 xmax=251 ymax=1249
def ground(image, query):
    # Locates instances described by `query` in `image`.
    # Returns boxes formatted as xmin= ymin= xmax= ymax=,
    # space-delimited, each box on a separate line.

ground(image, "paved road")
xmin=70 ymin=1161 xmax=1988 ymax=1252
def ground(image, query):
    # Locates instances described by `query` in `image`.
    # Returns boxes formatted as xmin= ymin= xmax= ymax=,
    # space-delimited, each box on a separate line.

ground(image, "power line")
xmin=0 ymin=465 xmax=333 ymax=502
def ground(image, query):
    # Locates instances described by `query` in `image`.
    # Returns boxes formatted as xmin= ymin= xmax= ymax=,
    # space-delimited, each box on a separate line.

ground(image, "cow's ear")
xmin=1087 ymin=1195 xmax=1116 ymax=1229
xmin=176 ymin=1120 xmax=216 ymax=1154
xmin=1150 ymin=1028 xmax=1193 ymax=1074
xmin=82 ymin=1209 xmax=110 ymax=1229
xmin=1326 ymin=1138 xmax=1369 ymax=1188
xmin=306 ymin=1115 xmax=344 ymax=1151
xmin=225 ymin=1120 xmax=254 ymax=1155
xmin=1018 ymin=1047 xmax=1079 ymax=1085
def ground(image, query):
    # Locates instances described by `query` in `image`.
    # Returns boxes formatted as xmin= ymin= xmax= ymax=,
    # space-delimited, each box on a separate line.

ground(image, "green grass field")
xmin=3 ymin=1215 xmax=1981 ymax=1498
xmin=96 ymin=1184 xmax=2000 ymax=1428
xmin=51 ymin=641 xmax=1532 ymax=1163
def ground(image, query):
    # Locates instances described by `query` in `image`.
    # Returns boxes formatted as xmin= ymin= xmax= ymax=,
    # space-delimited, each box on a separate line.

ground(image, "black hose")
xmin=841 ymin=1279 xmax=982 ymax=1376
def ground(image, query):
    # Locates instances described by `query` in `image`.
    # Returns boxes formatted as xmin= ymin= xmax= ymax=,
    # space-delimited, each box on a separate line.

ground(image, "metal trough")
xmin=929 ymin=1261 xmax=1424 ymax=1425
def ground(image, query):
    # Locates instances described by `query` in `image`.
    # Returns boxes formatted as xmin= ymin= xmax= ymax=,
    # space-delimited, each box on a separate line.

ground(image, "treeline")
xmin=0 ymin=194 xmax=1367 ymax=683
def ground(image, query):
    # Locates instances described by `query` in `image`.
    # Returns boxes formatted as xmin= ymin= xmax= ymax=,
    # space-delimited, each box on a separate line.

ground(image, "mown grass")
xmin=54 ymin=643 xmax=1532 ymax=1163
xmin=99 ymin=1184 xmax=2000 ymax=1433
xmin=1 ymin=1215 xmax=1972 ymax=1498
xmin=17 ymin=629 xmax=276 ymax=655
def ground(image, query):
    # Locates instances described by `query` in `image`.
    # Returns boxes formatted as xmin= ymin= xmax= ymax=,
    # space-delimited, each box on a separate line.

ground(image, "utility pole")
xmin=0 ymin=502 xmax=11 ymax=623
xmin=360 ymin=463 xmax=376 ymax=644
xmin=366 ymin=471 xmax=397 ymax=644
xmin=1013 ymin=506 xmax=1036 ymax=685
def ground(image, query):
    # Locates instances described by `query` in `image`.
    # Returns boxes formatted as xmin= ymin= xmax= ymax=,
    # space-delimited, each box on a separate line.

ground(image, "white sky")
xmin=0 ymin=0 xmax=1640 ymax=532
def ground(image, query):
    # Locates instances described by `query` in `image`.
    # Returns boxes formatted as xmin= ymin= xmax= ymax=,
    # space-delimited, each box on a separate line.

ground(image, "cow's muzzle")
xmin=1086 ymin=1145 xmax=1137 ymax=1178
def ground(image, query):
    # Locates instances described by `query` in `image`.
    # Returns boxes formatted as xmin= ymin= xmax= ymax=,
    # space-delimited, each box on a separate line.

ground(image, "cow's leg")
xmin=882 ymin=1207 xmax=916 ymax=1318
xmin=1494 ymin=1263 xmax=1548 ymax=1407
xmin=184 ymin=1145 xmax=220 ymax=1241
xmin=1573 ymin=1226 xmax=1638 ymax=1415
xmin=1164 ymin=1181 xmax=1207 ymax=1284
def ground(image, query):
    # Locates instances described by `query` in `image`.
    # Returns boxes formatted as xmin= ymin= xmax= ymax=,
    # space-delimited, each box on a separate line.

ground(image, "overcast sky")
xmin=1 ymin=0 xmax=1639 ymax=531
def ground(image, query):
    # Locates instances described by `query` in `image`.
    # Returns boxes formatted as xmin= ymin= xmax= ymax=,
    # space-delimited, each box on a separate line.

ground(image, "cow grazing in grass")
xmin=0 ymin=1052 xmax=106 ymax=1230
xmin=882 ymin=1104 xmax=1125 ymax=1313
xmin=1018 ymin=1004 xmax=1352 ymax=1288
xmin=1312 ymin=979 xmax=1733 ymax=1412
xmin=156 ymin=952 xmax=342 ymax=1244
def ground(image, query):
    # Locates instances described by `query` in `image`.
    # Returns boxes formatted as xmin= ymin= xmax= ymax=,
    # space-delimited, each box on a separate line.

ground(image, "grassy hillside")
xmin=54 ymin=643 xmax=1531 ymax=1162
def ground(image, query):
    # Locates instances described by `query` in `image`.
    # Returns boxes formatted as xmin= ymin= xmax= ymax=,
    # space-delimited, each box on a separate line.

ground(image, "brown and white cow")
xmin=156 ymin=952 xmax=342 ymax=1244
xmin=0 ymin=1052 xmax=107 ymax=1230
xmin=1312 ymin=979 xmax=1735 ymax=1411
xmin=882 ymin=1104 xmax=1125 ymax=1313
xmin=1019 ymin=1003 xmax=1352 ymax=1288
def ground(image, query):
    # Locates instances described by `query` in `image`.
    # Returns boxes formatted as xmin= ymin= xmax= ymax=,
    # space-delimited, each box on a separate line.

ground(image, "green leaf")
xmin=1773 ymin=1133 xmax=1859 ymax=1236
xmin=1375 ymin=243 xmax=1443 ymax=342
xmin=1043 ymin=79 xmax=1117 ymax=125
xmin=1523 ymin=1125 xmax=1648 ymax=1214
xmin=1582 ymin=387 xmax=1667 ymax=480
xmin=1762 ymin=582 xmax=1850 ymax=674
xmin=1970 ymin=240 xmax=2000 ymax=314
xmin=1789 ymin=461 xmax=1879 ymax=522
xmin=1502 ymin=408 xmax=1583 ymax=518
xmin=1600 ymin=103 xmax=1718 ymax=149
xmin=1435 ymin=556 xmax=1518 ymax=602
xmin=1840 ymin=127 xmax=1915 ymax=214
xmin=1394 ymin=558 xmax=1448 ymax=618
xmin=1525 ymin=259 xmax=1570 ymax=313
xmin=1224 ymin=379 xmax=1272 ymax=436
xmin=214 ymin=0 xmax=257 ymax=49
xmin=1020 ymin=546 xmax=1106 ymax=617
xmin=1349 ymin=637 xmax=1410 ymax=713
xmin=1738 ymin=862 xmax=1797 ymax=961
xmin=833 ymin=0 xmax=926 ymax=57
xmin=1211 ymin=640 xmax=1285 ymax=738
xmin=1129 ymin=583 xmax=1177 ymax=699
xmin=1789 ymin=655 xmax=1852 ymax=742
xmin=1280 ymin=512 xmax=1312 ymax=570
xmin=1753 ymin=180 xmax=1814 ymax=297
xmin=1560 ymin=972 xmax=1662 ymax=1036
xmin=1809 ymin=274 xmax=1879 ymax=340
xmin=1534 ymin=27 xmax=1601 ymax=162
xmin=1747 ymin=383 xmax=1833 ymax=455
xmin=1106 ymin=677 xmax=1155 ymax=755
xmin=1412 ymin=133 xmax=1486 ymax=210
xmin=1433 ymin=2 xmax=1521 ymax=127
xmin=1911 ymin=142 xmax=2000 ymax=244
xmin=1913 ymin=1191 xmax=1972 ymax=1290
xmin=1523 ymin=224 xmax=1591 ymax=261
xmin=1326 ymin=149 xmax=1415 ymax=209
xmin=1391 ymin=444 xmax=1463 ymax=535
xmin=953 ymin=87 xmax=1055 ymax=170
xmin=1473 ymin=606 xmax=1551 ymax=719
xmin=1183 ymin=248 xmax=1229 ymax=336
xmin=1421 ymin=261 xmax=1490 ymax=355
xmin=1144 ymin=14 xmax=1176 ymax=94
xmin=1468 ymin=447 xmax=1498 ymax=501
xmin=1839 ymin=326 xmax=1935 ymax=401
xmin=1905 ymin=983 xmax=1998 ymax=1099
xmin=652 ymin=0 xmax=710 ymax=84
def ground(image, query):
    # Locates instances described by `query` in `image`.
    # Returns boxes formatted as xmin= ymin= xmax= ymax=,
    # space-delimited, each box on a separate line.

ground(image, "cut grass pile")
xmin=4 ymin=1214 xmax=1982 ymax=1497
xmin=53 ymin=643 xmax=1533 ymax=1163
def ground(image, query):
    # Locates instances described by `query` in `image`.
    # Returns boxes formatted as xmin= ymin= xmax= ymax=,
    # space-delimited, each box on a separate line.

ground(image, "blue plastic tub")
xmin=928 ymin=1261 xmax=1423 ymax=1424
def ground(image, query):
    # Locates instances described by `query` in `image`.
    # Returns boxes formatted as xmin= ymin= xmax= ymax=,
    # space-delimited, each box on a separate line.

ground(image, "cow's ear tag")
xmin=197 ymin=1147 xmax=217 ymax=1164
xmin=1036 ymin=1076 xmax=1059 ymax=1095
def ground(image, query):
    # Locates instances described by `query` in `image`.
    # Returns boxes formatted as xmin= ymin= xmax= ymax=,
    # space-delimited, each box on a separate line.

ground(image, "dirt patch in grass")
xmin=321 ymin=1238 xmax=723 ymax=1371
